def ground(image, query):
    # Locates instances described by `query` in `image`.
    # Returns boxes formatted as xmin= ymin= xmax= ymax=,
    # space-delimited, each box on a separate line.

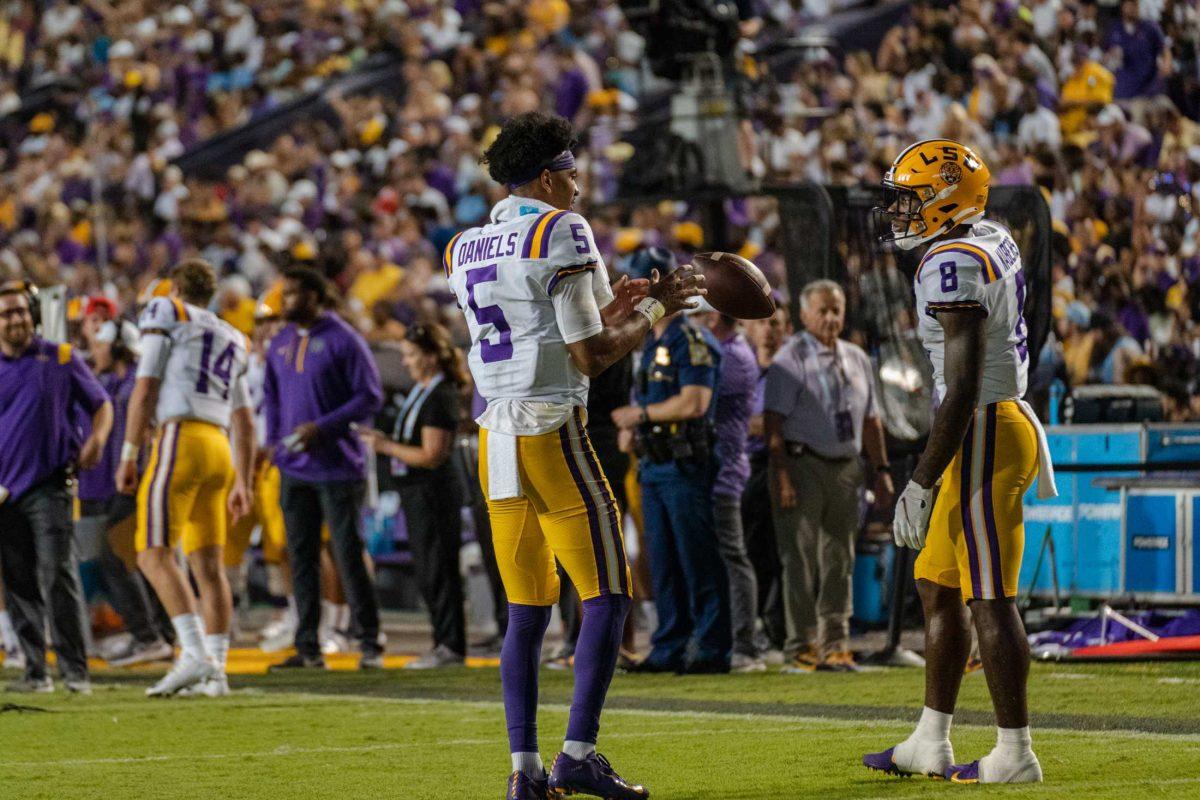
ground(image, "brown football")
xmin=692 ymin=251 xmax=775 ymax=320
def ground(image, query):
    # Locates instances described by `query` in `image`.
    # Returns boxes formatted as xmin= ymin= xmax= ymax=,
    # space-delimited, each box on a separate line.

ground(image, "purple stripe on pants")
xmin=558 ymin=418 xmax=611 ymax=596
xmin=981 ymin=404 xmax=1005 ymax=596
xmin=959 ymin=417 xmax=983 ymax=598
xmin=573 ymin=407 xmax=628 ymax=593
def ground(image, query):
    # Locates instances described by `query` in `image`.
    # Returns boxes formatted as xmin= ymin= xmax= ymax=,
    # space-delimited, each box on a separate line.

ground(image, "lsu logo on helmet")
xmin=875 ymin=140 xmax=990 ymax=250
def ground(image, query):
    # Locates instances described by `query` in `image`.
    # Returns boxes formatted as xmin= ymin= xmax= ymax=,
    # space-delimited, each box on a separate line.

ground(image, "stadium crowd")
xmin=0 ymin=0 xmax=1199 ymax=679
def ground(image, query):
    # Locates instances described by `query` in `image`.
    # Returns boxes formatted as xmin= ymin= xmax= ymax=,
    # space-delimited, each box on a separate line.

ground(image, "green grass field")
xmin=4 ymin=660 xmax=1200 ymax=799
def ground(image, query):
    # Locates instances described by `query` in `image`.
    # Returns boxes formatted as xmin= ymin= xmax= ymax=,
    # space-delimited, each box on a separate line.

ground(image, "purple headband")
xmin=507 ymin=150 xmax=575 ymax=189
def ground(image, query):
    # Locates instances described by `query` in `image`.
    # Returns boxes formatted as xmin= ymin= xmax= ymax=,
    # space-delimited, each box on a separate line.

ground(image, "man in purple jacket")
xmin=264 ymin=267 xmax=385 ymax=670
xmin=0 ymin=282 xmax=112 ymax=693
xmin=699 ymin=308 xmax=765 ymax=672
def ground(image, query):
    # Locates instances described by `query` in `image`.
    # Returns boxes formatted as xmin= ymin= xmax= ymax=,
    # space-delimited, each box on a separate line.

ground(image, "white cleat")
xmin=259 ymin=626 xmax=297 ymax=653
xmin=954 ymin=752 xmax=1043 ymax=784
xmin=146 ymin=653 xmax=216 ymax=697
xmin=2 ymin=646 xmax=26 ymax=672
xmin=730 ymin=653 xmax=768 ymax=673
xmin=175 ymin=674 xmax=230 ymax=698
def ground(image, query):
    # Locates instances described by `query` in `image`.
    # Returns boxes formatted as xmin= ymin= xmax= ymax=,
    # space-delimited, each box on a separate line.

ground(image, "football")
xmin=692 ymin=251 xmax=775 ymax=320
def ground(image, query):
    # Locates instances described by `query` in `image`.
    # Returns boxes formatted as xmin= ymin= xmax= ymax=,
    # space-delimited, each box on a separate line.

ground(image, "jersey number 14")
xmin=195 ymin=330 xmax=237 ymax=400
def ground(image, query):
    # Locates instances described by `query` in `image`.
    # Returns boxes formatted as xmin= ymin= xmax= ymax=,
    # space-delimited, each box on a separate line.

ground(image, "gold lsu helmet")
xmin=876 ymin=139 xmax=990 ymax=251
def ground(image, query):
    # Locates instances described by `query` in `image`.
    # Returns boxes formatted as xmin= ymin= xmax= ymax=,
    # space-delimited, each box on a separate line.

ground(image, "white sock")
xmin=511 ymin=752 xmax=545 ymax=779
xmin=171 ymin=613 xmax=207 ymax=660
xmin=0 ymin=610 xmax=17 ymax=650
xmin=892 ymin=707 xmax=954 ymax=775
xmin=285 ymin=595 xmax=298 ymax=626
xmin=979 ymin=727 xmax=1039 ymax=782
xmin=320 ymin=600 xmax=338 ymax=635
xmin=335 ymin=604 xmax=351 ymax=630
xmin=204 ymin=633 xmax=230 ymax=673
xmin=913 ymin=706 xmax=953 ymax=741
xmin=563 ymin=740 xmax=595 ymax=760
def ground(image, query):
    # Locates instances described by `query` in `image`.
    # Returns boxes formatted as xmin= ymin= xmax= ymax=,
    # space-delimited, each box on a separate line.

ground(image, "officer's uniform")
xmin=634 ymin=316 xmax=732 ymax=671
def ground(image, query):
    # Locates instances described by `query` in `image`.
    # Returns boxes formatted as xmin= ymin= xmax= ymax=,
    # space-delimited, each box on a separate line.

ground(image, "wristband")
xmin=120 ymin=441 xmax=139 ymax=463
xmin=639 ymin=406 xmax=649 ymax=424
xmin=634 ymin=297 xmax=666 ymax=325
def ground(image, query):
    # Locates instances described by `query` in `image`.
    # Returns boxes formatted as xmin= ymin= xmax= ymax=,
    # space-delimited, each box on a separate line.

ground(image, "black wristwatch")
xmin=875 ymin=464 xmax=892 ymax=474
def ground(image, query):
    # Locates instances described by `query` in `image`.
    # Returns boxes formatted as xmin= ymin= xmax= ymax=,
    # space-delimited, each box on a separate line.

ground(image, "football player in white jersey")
xmin=448 ymin=111 xmax=703 ymax=800
xmin=863 ymin=141 xmax=1056 ymax=784
xmin=116 ymin=259 xmax=255 ymax=697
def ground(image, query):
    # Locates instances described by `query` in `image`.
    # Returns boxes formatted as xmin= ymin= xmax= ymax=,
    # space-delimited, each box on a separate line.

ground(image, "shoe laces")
xmin=593 ymin=753 xmax=627 ymax=786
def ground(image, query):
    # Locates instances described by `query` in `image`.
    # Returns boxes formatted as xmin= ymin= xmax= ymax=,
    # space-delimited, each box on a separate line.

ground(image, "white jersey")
xmin=913 ymin=220 xmax=1029 ymax=407
xmin=446 ymin=196 xmax=614 ymax=435
xmin=137 ymin=297 xmax=252 ymax=428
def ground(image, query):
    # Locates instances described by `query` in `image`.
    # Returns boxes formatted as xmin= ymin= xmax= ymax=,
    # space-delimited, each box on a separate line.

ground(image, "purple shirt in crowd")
xmin=746 ymin=369 xmax=768 ymax=457
xmin=1104 ymin=18 xmax=1164 ymax=100
xmin=713 ymin=331 xmax=759 ymax=498
xmin=0 ymin=338 xmax=108 ymax=502
xmin=77 ymin=364 xmax=137 ymax=502
xmin=264 ymin=312 xmax=384 ymax=483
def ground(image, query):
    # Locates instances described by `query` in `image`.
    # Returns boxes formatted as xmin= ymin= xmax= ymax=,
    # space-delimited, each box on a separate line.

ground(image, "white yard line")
xmin=6 ymin=691 xmax=1200 ymax=774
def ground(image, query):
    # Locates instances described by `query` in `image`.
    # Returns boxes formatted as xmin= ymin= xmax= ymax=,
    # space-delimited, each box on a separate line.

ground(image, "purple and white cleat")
xmin=548 ymin=752 xmax=648 ymax=799
xmin=862 ymin=747 xmax=915 ymax=777
xmin=944 ymin=755 xmax=1043 ymax=784
xmin=506 ymin=771 xmax=549 ymax=800
xmin=944 ymin=760 xmax=981 ymax=784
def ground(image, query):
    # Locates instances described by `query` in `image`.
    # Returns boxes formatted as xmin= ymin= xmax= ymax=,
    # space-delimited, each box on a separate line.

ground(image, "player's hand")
xmin=228 ymin=480 xmax=252 ymax=523
xmin=617 ymin=428 xmax=634 ymax=454
xmin=287 ymin=421 xmax=320 ymax=452
xmin=648 ymin=265 xmax=706 ymax=316
xmin=601 ymin=275 xmax=651 ymax=326
xmin=610 ymin=405 xmax=644 ymax=429
xmin=872 ymin=471 xmax=895 ymax=510
xmin=774 ymin=467 xmax=797 ymax=510
xmin=78 ymin=436 xmax=105 ymax=471
xmin=115 ymin=459 xmax=139 ymax=495
xmin=893 ymin=480 xmax=934 ymax=550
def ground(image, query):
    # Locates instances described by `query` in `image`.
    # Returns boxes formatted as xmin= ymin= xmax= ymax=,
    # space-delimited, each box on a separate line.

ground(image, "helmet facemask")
xmin=873 ymin=180 xmax=935 ymax=251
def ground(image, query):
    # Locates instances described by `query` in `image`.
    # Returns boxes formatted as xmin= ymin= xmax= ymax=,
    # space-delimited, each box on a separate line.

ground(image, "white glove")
xmin=893 ymin=480 xmax=934 ymax=550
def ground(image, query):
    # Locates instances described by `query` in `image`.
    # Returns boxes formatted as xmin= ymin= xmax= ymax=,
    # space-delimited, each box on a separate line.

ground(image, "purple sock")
xmin=565 ymin=594 xmax=631 ymax=744
xmin=501 ymin=603 xmax=552 ymax=753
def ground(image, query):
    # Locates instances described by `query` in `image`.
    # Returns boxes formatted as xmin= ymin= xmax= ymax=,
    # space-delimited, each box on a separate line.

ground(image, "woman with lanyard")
xmin=360 ymin=323 xmax=469 ymax=669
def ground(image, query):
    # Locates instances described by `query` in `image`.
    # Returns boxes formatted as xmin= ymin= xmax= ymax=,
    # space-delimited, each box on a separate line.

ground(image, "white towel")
xmin=1017 ymin=399 xmax=1058 ymax=500
xmin=486 ymin=430 xmax=522 ymax=500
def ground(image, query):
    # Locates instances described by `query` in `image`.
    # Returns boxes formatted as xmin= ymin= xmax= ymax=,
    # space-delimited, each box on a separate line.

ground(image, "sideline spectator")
xmin=764 ymin=281 xmax=892 ymax=674
xmin=0 ymin=282 xmax=112 ymax=693
xmin=361 ymin=323 xmax=469 ymax=669
xmin=264 ymin=267 xmax=384 ymax=670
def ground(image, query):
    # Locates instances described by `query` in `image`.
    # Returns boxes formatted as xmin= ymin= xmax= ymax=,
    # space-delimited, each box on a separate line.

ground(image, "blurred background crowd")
xmin=0 ymin=0 xmax=1196 ymax=411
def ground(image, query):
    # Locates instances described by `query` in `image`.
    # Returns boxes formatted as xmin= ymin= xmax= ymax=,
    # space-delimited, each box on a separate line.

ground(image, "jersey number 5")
xmin=466 ymin=264 xmax=514 ymax=363
xmin=196 ymin=330 xmax=236 ymax=399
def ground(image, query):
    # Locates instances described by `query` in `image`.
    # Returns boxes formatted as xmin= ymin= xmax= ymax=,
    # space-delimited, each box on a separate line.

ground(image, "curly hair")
xmin=481 ymin=111 xmax=577 ymax=187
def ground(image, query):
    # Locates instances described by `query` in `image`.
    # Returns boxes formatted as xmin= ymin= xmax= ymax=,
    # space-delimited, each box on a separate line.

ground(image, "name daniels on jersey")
xmin=458 ymin=231 xmax=520 ymax=268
